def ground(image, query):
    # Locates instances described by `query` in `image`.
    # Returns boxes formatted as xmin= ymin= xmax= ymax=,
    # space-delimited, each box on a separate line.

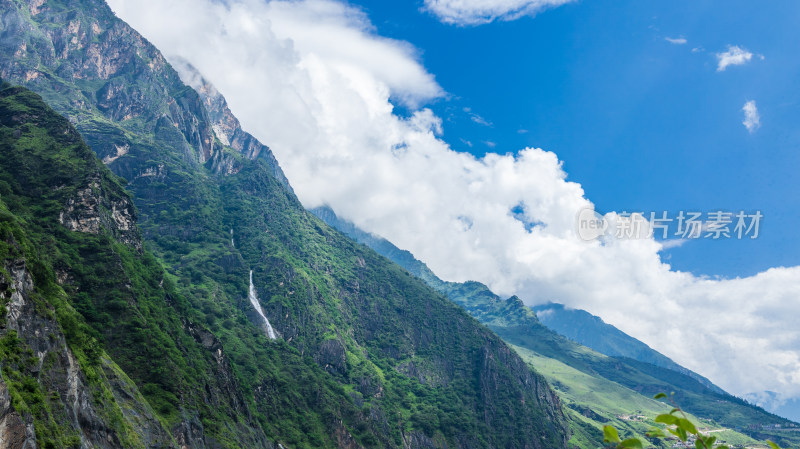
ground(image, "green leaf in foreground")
xmin=677 ymin=418 xmax=698 ymax=434
xmin=619 ymin=438 xmax=643 ymax=449
xmin=655 ymin=414 xmax=679 ymax=425
xmin=604 ymin=425 xmax=621 ymax=444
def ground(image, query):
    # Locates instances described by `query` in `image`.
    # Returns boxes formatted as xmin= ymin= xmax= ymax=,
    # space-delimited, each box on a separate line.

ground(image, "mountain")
xmin=311 ymin=206 xmax=800 ymax=448
xmin=531 ymin=303 xmax=724 ymax=393
xmin=0 ymin=0 xmax=571 ymax=447
xmin=310 ymin=206 xmax=708 ymax=378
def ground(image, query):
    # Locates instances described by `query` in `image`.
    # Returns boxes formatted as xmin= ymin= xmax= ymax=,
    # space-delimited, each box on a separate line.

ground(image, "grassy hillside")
xmin=511 ymin=345 xmax=766 ymax=449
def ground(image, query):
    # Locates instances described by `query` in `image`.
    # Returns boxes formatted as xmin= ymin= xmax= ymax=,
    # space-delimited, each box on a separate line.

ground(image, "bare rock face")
xmin=57 ymin=175 xmax=141 ymax=251
xmin=315 ymin=339 xmax=348 ymax=376
xmin=0 ymin=380 xmax=37 ymax=449
xmin=0 ymin=260 xmax=176 ymax=449
xmin=0 ymin=0 xmax=215 ymax=165
xmin=402 ymin=431 xmax=446 ymax=449
xmin=1 ymin=0 xmax=291 ymax=187
xmin=171 ymin=59 xmax=293 ymax=189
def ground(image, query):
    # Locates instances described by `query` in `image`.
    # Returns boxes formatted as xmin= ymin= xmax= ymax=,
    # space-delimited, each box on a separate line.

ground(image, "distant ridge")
xmin=532 ymin=302 xmax=725 ymax=393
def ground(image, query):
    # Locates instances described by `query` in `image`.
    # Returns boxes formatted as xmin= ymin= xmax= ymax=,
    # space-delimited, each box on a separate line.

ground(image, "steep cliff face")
xmin=0 ymin=0 xmax=289 ymax=183
xmin=0 ymin=258 xmax=175 ymax=449
xmin=57 ymin=173 xmax=140 ymax=250
xmin=0 ymin=83 xmax=181 ymax=446
xmin=0 ymin=0 xmax=572 ymax=446
xmin=0 ymin=0 xmax=214 ymax=164
xmin=173 ymin=59 xmax=292 ymax=190
xmin=0 ymin=83 xmax=276 ymax=448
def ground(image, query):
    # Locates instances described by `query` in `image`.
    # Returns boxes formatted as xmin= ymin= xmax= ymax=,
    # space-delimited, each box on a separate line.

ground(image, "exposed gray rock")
xmin=402 ymin=431 xmax=446 ymax=449
xmin=315 ymin=338 xmax=348 ymax=376
xmin=171 ymin=58 xmax=293 ymax=190
xmin=1 ymin=259 xmax=177 ymax=449
xmin=0 ymin=378 xmax=37 ymax=449
xmin=57 ymin=175 xmax=141 ymax=251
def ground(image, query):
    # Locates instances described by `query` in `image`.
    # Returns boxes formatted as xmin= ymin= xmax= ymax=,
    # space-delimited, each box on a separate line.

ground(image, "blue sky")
xmin=354 ymin=0 xmax=800 ymax=279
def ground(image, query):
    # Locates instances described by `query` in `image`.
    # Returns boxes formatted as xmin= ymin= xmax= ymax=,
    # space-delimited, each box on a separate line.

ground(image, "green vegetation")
xmin=602 ymin=393 xmax=790 ymax=449
xmin=0 ymin=83 xmax=173 ymax=448
xmin=0 ymin=330 xmax=82 ymax=449
xmin=511 ymin=345 xmax=767 ymax=449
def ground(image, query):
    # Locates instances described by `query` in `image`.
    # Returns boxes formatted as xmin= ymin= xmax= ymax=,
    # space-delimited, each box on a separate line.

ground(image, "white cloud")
xmin=742 ymin=100 xmax=761 ymax=133
xmin=422 ymin=0 xmax=575 ymax=25
xmin=716 ymin=45 xmax=756 ymax=71
xmin=658 ymin=238 xmax=688 ymax=250
xmin=665 ymin=37 xmax=687 ymax=45
xmin=464 ymin=107 xmax=493 ymax=126
xmin=109 ymin=0 xmax=800 ymax=412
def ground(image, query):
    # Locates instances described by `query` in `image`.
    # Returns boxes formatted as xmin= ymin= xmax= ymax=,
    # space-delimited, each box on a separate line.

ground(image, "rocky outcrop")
xmin=396 ymin=359 xmax=449 ymax=387
xmin=402 ymin=431 xmax=446 ymax=449
xmin=314 ymin=339 xmax=348 ymax=376
xmin=0 ymin=0 xmax=214 ymax=164
xmin=0 ymin=259 xmax=176 ymax=449
xmin=0 ymin=379 xmax=36 ymax=449
xmin=58 ymin=175 xmax=141 ymax=250
xmin=0 ymin=0 xmax=290 ymax=189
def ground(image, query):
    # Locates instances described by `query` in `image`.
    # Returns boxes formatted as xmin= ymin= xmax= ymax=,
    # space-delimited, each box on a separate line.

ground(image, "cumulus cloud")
xmin=742 ymin=100 xmax=761 ymax=133
xmin=716 ymin=45 xmax=756 ymax=71
xmin=665 ymin=37 xmax=687 ymax=45
xmin=109 ymin=0 xmax=800 ymax=411
xmin=423 ymin=0 xmax=575 ymax=25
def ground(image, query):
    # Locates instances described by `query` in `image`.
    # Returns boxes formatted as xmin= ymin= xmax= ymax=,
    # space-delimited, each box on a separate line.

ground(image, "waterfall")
xmin=230 ymin=228 xmax=234 ymax=247
xmin=248 ymin=270 xmax=278 ymax=340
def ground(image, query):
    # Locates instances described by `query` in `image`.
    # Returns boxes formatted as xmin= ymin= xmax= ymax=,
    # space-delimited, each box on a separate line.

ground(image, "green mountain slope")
xmin=532 ymin=303 xmax=723 ymax=393
xmin=310 ymin=206 xmax=800 ymax=448
xmin=510 ymin=345 xmax=762 ymax=449
xmin=0 ymin=81 xmax=179 ymax=449
xmin=0 ymin=0 xmax=572 ymax=447
xmin=0 ymin=81 xmax=304 ymax=448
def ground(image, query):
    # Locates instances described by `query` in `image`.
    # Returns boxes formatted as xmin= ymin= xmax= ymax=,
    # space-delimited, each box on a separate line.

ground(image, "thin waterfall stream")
xmin=248 ymin=270 xmax=278 ymax=340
